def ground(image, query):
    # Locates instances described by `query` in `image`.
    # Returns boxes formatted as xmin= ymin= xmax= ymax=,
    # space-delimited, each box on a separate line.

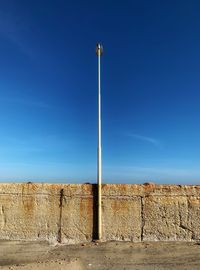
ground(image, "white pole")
xmin=96 ymin=43 xmax=103 ymax=240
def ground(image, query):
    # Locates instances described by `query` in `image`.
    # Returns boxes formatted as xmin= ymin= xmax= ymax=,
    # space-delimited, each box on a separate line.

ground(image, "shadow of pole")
xmin=92 ymin=184 xmax=98 ymax=240
xmin=58 ymin=188 xmax=64 ymax=243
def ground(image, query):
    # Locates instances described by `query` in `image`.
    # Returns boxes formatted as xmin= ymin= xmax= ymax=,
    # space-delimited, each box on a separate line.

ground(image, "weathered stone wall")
xmin=0 ymin=183 xmax=200 ymax=243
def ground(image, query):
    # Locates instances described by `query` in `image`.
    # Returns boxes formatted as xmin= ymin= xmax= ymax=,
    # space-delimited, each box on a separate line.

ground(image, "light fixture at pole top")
xmin=96 ymin=43 xmax=103 ymax=56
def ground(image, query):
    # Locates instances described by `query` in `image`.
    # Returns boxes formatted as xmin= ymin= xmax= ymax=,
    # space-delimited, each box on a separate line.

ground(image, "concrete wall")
xmin=0 ymin=183 xmax=200 ymax=243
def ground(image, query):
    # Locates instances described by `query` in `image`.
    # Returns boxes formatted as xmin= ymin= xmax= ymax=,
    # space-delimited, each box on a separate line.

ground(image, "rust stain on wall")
xmin=22 ymin=183 xmax=37 ymax=216
xmin=79 ymin=197 xmax=93 ymax=224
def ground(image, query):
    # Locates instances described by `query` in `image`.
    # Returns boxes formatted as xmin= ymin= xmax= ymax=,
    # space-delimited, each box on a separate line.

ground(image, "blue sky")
xmin=0 ymin=0 xmax=200 ymax=184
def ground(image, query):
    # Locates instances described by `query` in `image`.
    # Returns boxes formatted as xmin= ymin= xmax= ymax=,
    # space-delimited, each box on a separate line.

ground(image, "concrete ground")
xmin=0 ymin=240 xmax=200 ymax=270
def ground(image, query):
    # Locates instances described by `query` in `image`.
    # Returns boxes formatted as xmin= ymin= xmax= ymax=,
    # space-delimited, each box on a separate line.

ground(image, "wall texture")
xmin=0 ymin=183 xmax=200 ymax=243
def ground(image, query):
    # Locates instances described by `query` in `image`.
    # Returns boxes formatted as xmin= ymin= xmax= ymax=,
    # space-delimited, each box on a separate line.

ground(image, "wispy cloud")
xmin=0 ymin=97 xmax=53 ymax=109
xmin=127 ymin=133 xmax=160 ymax=147
xmin=0 ymin=135 xmax=75 ymax=160
xmin=0 ymin=8 xmax=36 ymax=59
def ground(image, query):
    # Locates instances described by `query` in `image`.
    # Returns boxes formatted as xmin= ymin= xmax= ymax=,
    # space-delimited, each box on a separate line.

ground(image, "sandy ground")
xmin=0 ymin=240 xmax=200 ymax=270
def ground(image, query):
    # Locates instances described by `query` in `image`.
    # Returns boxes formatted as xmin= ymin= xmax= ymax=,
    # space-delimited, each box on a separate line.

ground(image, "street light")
xmin=96 ymin=43 xmax=103 ymax=240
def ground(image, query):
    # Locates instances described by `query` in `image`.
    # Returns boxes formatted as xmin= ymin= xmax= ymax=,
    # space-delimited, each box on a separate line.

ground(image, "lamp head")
xmin=96 ymin=43 xmax=103 ymax=56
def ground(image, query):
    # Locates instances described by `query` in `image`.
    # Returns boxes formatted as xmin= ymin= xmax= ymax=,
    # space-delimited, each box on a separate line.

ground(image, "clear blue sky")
xmin=0 ymin=0 xmax=200 ymax=184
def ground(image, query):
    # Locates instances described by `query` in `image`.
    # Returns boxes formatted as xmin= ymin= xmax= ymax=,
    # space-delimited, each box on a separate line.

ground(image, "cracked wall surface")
xmin=0 ymin=183 xmax=200 ymax=243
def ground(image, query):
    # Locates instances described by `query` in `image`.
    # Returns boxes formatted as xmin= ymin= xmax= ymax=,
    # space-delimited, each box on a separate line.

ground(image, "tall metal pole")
xmin=96 ymin=43 xmax=103 ymax=240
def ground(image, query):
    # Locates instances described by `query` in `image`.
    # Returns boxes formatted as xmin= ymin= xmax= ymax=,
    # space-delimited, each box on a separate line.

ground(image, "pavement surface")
xmin=0 ymin=240 xmax=200 ymax=269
